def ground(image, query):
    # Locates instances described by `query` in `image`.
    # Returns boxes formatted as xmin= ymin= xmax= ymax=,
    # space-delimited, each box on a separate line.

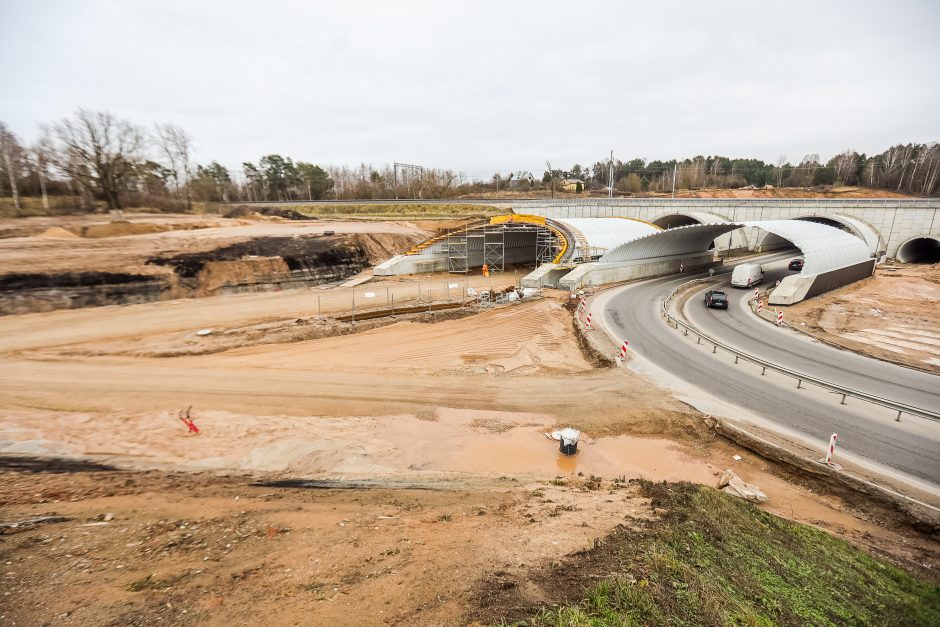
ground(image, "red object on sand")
xmin=179 ymin=406 xmax=201 ymax=434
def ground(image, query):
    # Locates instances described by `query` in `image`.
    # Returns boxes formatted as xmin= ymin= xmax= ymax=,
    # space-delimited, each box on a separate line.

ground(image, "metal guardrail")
xmin=661 ymin=278 xmax=940 ymax=423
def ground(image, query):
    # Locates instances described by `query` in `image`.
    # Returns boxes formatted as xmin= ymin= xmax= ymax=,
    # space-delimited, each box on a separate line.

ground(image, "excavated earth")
xmin=0 ymin=214 xmax=426 ymax=315
xmin=1 ymin=211 xmax=938 ymax=625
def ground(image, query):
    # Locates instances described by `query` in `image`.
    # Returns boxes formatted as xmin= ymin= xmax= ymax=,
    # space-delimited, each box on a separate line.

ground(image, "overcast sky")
xmin=2 ymin=0 xmax=939 ymax=179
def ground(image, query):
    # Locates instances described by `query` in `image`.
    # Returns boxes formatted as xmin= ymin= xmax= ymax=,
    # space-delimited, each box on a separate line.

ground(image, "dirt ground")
xmin=786 ymin=263 xmax=940 ymax=372
xmin=1 ymin=214 xmax=938 ymax=624
xmin=3 ymin=446 xmax=937 ymax=627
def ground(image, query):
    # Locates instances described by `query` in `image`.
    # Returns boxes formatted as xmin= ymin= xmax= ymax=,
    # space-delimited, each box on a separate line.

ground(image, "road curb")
xmin=717 ymin=420 xmax=940 ymax=530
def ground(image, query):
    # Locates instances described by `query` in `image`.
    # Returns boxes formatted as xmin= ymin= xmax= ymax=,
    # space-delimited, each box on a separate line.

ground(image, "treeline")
xmin=1 ymin=110 xmax=939 ymax=214
xmin=548 ymin=146 xmax=940 ymax=196
xmin=0 ymin=110 xmax=341 ymax=211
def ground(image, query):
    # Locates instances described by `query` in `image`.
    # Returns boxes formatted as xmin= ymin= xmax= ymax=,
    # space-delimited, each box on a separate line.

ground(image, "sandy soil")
xmin=1 ymin=215 xmax=937 ymax=624
xmin=3 ymin=444 xmax=935 ymax=626
xmin=786 ymin=264 xmax=940 ymax=371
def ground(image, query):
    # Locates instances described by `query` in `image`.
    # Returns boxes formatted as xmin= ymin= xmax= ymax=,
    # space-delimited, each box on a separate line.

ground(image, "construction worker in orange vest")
xmin=482 ymin=263 xmax=489 ymax=277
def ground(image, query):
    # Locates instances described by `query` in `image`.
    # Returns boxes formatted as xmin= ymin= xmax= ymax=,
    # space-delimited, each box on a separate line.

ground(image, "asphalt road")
xmin=599 ymin=253 xmax=940 ymax=484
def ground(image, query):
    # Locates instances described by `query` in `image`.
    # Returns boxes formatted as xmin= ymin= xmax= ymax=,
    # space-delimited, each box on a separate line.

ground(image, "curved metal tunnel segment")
xmin=650 ymin=211 xmax=730 ymax=229
xmin=896 ymin=235 xmax=940 ymax=263
xmin=554 ymin=217 xmax=661 ymax=261
xmin=792 ymin=214 xmax=882 ymax=254
xmin=599 ymin=220 xmax=872 ymax=276
xmin=599 ymin=224 xmax=741 ymax=263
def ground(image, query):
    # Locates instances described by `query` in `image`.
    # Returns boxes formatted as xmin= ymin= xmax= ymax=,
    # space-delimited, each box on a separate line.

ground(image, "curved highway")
xmin=598 ymin=253 xmax=940 ymax=485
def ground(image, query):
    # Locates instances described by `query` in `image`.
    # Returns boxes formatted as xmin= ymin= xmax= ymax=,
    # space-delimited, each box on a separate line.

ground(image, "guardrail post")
xmin=840 ymin=393 xmax=846 ymax=405
xmin=797 ymin=379 xmax=802 ymax=389
xmin=896 ymin=411 xmax=902 ymax=422
xmin=683 ymin=327 xmax=688 ymax=336
xmin=696 ymin=336 xmax=701 ymax=344
xmin=761 ymin=366 xmax=766 ymax=376
xmin=712 ymin=345 xmax=717 ymax=353
xmin=734 ymin=355 xmax=739 ymax=364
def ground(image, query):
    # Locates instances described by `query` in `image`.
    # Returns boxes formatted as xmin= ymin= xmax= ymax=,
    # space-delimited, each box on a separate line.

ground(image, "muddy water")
xmin=2 ymin=406 xmax=716 ymax=484
xmin=243 ymin=407 xmax=717 ymax=482
xmin=424 ymin=416 xmax=714 ymax=482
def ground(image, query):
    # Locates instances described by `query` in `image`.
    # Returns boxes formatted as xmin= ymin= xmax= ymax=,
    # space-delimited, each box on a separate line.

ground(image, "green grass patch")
xmin=503 ymin=481 xmax=939 ymax=626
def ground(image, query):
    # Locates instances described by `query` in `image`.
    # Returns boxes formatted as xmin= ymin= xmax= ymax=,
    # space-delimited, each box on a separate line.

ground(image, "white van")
xmin=730 ymin=263 xmax=764 ymax=288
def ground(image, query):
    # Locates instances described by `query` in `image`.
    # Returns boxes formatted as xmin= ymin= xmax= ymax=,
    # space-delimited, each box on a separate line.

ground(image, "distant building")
xmin=562 ymin=178 xmax=585 ymax=192
xmin=509 ymin=172 xmax=536 ymax=189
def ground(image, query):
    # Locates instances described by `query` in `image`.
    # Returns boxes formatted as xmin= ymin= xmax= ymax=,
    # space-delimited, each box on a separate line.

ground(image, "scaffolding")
xmin=482 ymin=227 xmax=505 ymax=273
xmin=446 ymin=234 xmax=469 ymax=273
xmin=536 ymin=229 xmax=558 ymax=265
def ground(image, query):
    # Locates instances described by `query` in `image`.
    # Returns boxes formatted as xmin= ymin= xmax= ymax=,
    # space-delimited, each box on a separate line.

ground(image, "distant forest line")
xmin=1 ymin=110 xmax=938 ymax=214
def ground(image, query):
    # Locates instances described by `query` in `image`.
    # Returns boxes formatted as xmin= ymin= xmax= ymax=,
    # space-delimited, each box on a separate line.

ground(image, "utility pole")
xmin=608 ymin=149 xmax=614 ymax=199
xmin=671 ymin=163 xmax=677 ymax=198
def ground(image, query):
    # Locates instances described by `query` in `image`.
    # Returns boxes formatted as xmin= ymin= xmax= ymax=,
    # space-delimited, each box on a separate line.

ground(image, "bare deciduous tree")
xmin=831 ymin=150 xmax=858 ymax=184
xmin=154 ymin=123 xmax=194 ymax=211
xmin=0 ymin=122 xmax=23 ymax=211
xmin=47 ymin=109 xmax=145 ymax=210
xmin=32 ymin=134 xmax=55 ymax=210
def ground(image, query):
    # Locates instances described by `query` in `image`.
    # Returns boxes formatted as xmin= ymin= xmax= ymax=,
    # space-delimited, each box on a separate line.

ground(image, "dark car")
xmin=705 ymin=290 xmax=728 ymax=309
xmin=788 ymin=258 xmax=804 ymax=271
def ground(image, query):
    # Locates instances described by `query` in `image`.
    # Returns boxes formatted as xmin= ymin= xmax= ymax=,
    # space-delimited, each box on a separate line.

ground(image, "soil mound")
xmin=37 ymin=227 xmax=79 ymax=239
xmin=79 ymin=223 xmax=171 ymax=238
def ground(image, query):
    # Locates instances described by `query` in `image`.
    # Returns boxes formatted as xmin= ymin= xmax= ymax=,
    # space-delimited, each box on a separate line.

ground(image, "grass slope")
xmin=514 ymin=481 xmax=938 ymax=627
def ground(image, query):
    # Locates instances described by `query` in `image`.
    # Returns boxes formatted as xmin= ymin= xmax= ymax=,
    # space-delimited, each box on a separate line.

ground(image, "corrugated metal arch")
xmin=791 ymin=214 xmax=882 ymax=254
xmin=554 ymin=217 xmax=661 ymax=258
xmin=598 ymin=223 xmax=740 ymax=263
xmin=742 ymin=220 xmax=871 ymax=275
xmin=650 ymin=211 xmax=730 ymax=228
xmin=599 ymin=220 xmax=871 ymax=275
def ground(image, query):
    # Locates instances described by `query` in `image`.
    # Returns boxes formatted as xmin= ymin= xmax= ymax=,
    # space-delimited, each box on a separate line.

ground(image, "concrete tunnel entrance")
xmin=440 ymin=222 xmax=564 ymax=273
xmin=896 ymin=236 xmax=940 ymax=263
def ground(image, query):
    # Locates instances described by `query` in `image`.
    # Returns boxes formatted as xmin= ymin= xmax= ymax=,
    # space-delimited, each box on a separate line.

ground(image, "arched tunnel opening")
xmin=652 ymin=214 xmax=702 ymax=229
xmin=792 ymin=216 xmax=854 ymax=234
xmin=651 ymin=215 xmax=715 ymax=249
xmin=896 ymin=237 xmax=940 ymax=263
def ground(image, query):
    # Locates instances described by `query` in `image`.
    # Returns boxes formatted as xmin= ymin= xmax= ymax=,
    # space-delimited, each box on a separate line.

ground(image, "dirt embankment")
xmin=0 ymin=217 xmax=426 ymax=315
xmin=785 ymin=263 xmax=940 ymax=372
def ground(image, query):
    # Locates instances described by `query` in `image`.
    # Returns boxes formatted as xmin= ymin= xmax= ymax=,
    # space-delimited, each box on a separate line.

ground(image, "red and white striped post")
xmin=585 ymin=312 xmax=593 ymax=330
xmin=619 ymin=340 xmax=629 ymax=358
xmin=776 ymin=309 xmax=784 ymax=325
xmin=754 ymin=287 xmax=759 ymax=299
xmin=825 ymin=433 xmax=838 ymax=465
xmin=757 ymin=299 xmax=763 ymax=314
xmin=577 ymin=298 xmax=586 ymax=320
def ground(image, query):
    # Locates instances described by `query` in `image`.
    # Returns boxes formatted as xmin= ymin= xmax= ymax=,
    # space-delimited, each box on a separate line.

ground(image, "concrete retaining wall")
xmin=374 ymin=254 xmax=445 ymax=275
xmin=558 ymin=252 xmax=718 ymax=290
xmin=769 ymin=258 xmax=876 ymax=305
xmin=520 ymin=264 xmax=574 ymax=289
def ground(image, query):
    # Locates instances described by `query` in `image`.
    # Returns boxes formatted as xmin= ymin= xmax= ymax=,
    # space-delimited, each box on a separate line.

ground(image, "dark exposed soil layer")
xmin=0 ymin=271 xmax=163 ymax=291
xmin=223 ymin=205 xmax=310 ymax=220
xmin=146 ymin=235 xmax=365 ymax=278
xmin=0 ymin=235 xmax=370 ymax=315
